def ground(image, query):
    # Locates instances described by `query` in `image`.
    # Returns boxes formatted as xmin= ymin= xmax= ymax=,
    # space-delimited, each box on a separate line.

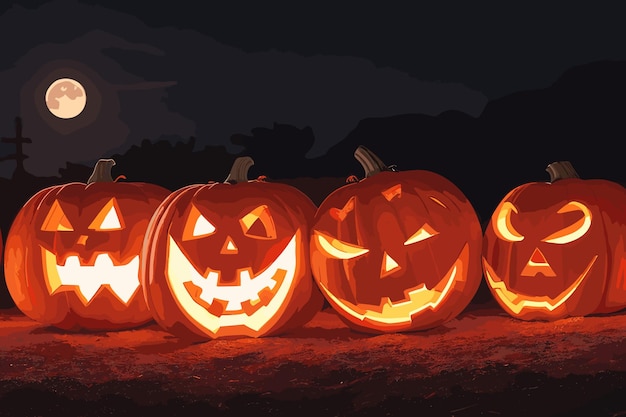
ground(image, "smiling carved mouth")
xmin=166 ymin=232 xmax=298 ymax=333
xmin=42 ymin=247 xmax=140 ymax=305
xmin=482 ymin=256 xmax=597 ymax=314
xmin=319 ymin=243 xmax=470 ymax=326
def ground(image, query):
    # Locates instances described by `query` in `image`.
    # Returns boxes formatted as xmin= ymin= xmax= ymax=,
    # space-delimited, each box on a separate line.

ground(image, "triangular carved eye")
xmin=240 ymin=205 xmax=276 ymax=240
xmin=183 ymin=205 xmax=216 ymax=240
xmin=404 ymin=223 xmax=439 ymax=245
xmin=89 ymin=198 xmax=124 ymax=230
xmin=193 ymin=214 xmax=216 ymax=237
xmin=41 ymin=200 xmax=74 ymax=231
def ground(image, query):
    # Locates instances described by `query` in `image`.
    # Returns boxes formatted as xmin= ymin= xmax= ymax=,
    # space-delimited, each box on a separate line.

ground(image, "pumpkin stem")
xmin=354 ymin=145 xmax=396 ymax=178
xmin=546 ymin=161 xmax=580 ymax=183
xmin=87 ymin=158 xmax=116 ymax=184
xmin=224 ymin=156 xmax=255 ymax=184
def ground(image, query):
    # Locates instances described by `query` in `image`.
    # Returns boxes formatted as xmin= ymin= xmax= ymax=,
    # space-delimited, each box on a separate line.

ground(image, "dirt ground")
xmin=2 ymin=295 xmax=626 ymax=417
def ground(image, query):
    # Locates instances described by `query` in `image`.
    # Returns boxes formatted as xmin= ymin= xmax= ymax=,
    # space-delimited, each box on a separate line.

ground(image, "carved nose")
xmin=521 ymin=248 xmax=556 ymax=277
xmin=220 ymin=236 xmax=239 ymax=254
xmin=76 ymin=235 xmax=88 ymax=245
xmin=380 ymin=252 xmax=400 ymax=278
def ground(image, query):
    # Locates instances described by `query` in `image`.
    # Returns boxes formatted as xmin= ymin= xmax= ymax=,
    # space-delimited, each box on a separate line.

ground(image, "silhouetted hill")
xmin=313 ymin=59 xmax=626 ymax=221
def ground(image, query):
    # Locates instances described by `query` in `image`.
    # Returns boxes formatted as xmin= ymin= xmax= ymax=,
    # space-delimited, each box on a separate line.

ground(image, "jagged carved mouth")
xmin=166 ymin=233 xmax=298 ymax=333
xmin=319 ymin=243 xmax=469 ymax=325
xmin=42 ymin=248 xmax=140 ymax=305
xmin=482 ymin=256 xmax=597 ymax=314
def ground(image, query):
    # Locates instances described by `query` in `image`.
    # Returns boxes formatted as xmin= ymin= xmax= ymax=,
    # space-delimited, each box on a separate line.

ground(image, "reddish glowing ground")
xmin=2 ymin=298 xmax=626 ymax=416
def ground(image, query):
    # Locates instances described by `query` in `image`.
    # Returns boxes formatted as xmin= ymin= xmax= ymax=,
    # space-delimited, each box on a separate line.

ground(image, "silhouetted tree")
xmin=230 ymin=123 xmax=318 ymax=179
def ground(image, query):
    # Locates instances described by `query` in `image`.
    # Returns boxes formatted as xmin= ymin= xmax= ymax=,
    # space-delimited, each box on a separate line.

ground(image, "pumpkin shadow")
xmin=28 ymin=319 xmax=158 ymax=336
xmin=281 ymin=325 xmax=373 ymax=340
xmin=587 ymin=308 xmax=626 ymax=319
xmin=283 ymin=320 xmax=457 ymax=340
xmin=29 ymin=326 xmax=110 ymax=336
xmin=130 ymin=335 xmax=201 ymax=354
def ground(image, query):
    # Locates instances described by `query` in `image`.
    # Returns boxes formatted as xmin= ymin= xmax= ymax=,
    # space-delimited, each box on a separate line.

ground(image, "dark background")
xmin=2 ymin=1 xmax=626 ymax=184
xmin=2 ymin=3 xmax=626 ymax=416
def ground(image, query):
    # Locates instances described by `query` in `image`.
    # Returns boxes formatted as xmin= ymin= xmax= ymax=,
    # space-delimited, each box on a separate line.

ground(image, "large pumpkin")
xmin=483 ymin=161 xmax=626 ymax=321
xmin=141 ymin=156 xmax=324 ymax=340
xmin=4 ymin=159 xmax=170 ymax=331
xmin=310 ymin=146 xmax=483 ymax=334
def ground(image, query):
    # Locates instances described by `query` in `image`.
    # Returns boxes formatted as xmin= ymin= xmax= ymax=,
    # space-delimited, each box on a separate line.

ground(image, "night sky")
xmin=1 ymin=1 xmax=626 ymax=178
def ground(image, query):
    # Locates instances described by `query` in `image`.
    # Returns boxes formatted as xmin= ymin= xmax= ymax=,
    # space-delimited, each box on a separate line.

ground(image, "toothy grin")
xmin=482 ymin=256 xmax=597 ymax=314
xmin=319 ymin=243 xmax=470 ymax=325
xmin=42 ymin=248 xmax=140 ymax=304
xmin=166 ymin=233 xmax=298 ymax=332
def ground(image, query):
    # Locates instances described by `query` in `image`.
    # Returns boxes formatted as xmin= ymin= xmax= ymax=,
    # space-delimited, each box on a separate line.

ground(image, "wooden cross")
xmin=1 ymin=116 xmax=33 ymax=177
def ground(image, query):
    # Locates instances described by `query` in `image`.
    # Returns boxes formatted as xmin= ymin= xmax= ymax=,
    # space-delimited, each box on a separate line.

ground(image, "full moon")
xmin=45 ymin=78 xmax=87 ymax=119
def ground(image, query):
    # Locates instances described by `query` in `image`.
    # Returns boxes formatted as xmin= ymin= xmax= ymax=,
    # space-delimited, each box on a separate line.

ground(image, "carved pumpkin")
xmin=310 ymin=146 xmax=483 ymax=334
xmin=141 ymin=156 xmax=324 ymax=340
xmin=3 ymin=159 xmax=170 ymax=331
xmin=483 ymin=161 xmax=626 ymax=321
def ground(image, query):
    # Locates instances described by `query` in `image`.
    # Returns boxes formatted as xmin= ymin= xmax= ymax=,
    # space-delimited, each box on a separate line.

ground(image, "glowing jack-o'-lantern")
xmin=483 ymin=161 xmax=626 ymax=321
xmin=310 ymin=146 xmax=483 ymax=334
xmin=141 ymin=156 xmax=324 ymax=340
xmin=3 ymin=159 xmax=170 ymax=331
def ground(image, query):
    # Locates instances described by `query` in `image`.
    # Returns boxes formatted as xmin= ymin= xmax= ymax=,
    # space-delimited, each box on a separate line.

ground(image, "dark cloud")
xmin=62 ymin=1 xmax=626 ymax=99
xmin=0 ymin=1 xmax=487 ymax=178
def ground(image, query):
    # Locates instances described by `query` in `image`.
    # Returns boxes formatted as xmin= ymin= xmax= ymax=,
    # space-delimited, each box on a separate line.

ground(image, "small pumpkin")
xmin=141 ymin=156 xmax=324 ymax=340
xmin=3 ymin=159 xmax=170 ymax=331
xmin=310 ymin=146 xmax=483 ymax=334
xmin=482 ymin=161 xmax=626 ymax=321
